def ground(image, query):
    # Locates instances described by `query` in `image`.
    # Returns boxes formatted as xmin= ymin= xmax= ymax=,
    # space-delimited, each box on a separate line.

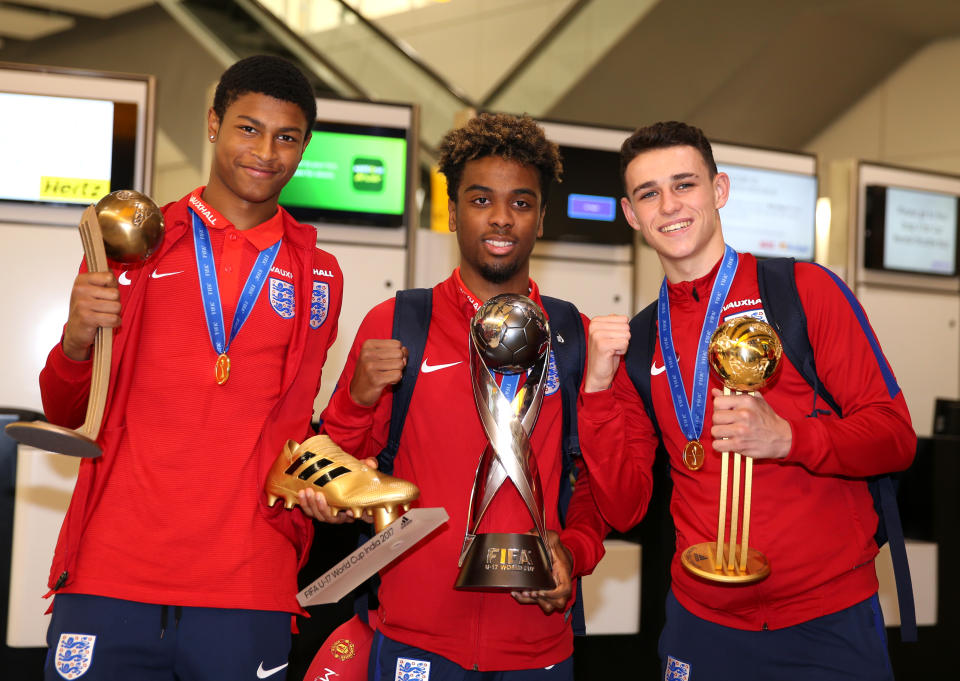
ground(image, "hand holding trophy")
xmin=455 ymin=293 xmax=555 ymax=592
xmin=680 ymin=316 xmax=782 ymax=583
xmin=5 ymin=190 xmax=164 ymax=458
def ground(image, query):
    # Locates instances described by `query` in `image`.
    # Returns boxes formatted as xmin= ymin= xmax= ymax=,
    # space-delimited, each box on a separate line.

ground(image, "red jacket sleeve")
xmin=557 ymin=314 xmax=610 ymax=576
xmin=558 ymin=456 xmax=610 ymax=578
xmin=39 ymin=258 xmax=93 ymax=429
xmin=783 ymin=264 xmax=916 ymax=476
xmin=319 ymin=299 xmax=395 ymax=459
xmin=576 ymin=361 xmax=660 ymax=533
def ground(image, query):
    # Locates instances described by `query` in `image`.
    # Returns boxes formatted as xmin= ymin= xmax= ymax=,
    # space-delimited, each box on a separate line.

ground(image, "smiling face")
xmin=621 ymin=144 xmax=729 ymax=282
xmin=205 ymin=91 xmax=310 ymax=225
xmin=450 ymin=155 xmax=544 ymax=300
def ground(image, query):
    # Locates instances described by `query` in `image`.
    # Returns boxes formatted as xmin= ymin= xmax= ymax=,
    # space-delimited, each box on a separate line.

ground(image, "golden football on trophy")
xmin=708 ymin=317 xmax=782 ymax=392
xmin=95 ymin=189 xmax=165 ymax=263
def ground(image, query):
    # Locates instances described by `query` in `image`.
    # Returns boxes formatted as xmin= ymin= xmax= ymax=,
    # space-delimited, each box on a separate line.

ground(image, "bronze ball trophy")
xmin=4 ymin=190 xmax=164 ymax=458
xmin=455 ymin=293 xmax=555 ymax=592
xmin=680 ymin=317 xmax=782 ymax=584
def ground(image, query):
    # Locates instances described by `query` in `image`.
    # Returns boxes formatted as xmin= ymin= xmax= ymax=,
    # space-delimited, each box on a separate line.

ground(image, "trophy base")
xmin=455 ymin=532 xmax=555 ymax=592
xmin=681 ymin=541 xmax=770 ymax=584
xmin=4 ymin=421 xmax=102 ymax=458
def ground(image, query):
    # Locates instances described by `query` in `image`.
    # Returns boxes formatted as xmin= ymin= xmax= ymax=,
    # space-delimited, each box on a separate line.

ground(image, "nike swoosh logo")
xmin=421 ymin=359 xmax=462 ymax=373
xmin=118 ymin=270 xmax=132 ymax=286
xmin=151 ymin=270 xmax=183 ymax=279
xmin=651 ymin=362 xmax=666 ymax=376
xmin=256 ymin=662 xmax=288 ymax=679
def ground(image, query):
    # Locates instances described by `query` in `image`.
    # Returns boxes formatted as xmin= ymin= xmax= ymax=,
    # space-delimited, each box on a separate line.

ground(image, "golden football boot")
xmin=265 ymin=434 xmax=419 ymax=531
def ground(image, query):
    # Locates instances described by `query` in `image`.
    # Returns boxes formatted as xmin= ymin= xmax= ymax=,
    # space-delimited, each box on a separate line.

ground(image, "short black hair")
xmin=212 ymin=55 xmax=316 ymax=132
xmin=438 ymin=112 xmax=562 ymax=206
xmin=620 ymin=121 xmax=717 ymax=186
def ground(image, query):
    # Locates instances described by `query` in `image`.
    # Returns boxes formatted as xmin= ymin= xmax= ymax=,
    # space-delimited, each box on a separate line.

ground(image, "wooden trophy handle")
xmin=76 ymin=204 xmax=111 ymax=443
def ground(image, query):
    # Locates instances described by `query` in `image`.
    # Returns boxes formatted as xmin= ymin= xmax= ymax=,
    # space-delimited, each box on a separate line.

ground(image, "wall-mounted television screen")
xmin=0 ymin=92 xmax=137 ymax=207
xmin=0 ymin=62 xmax=154 ymax=226
xmin=542 ymin=144 xmax=632 ymax=246
xmin=717 ymin=162 xmax=818 ymax=260
xmin=279 ymin=121 xmax=408 ymax=228
xmin=863 ymin=184 xmax=960 ymax=277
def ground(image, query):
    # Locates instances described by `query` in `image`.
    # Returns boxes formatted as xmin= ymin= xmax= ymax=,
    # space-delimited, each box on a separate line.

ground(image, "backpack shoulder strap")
xmin=541 ymin=295 xmax=585 ymax=463
xmin=757 ymin=258 xmax=916 ymax=642
xmin=541 ymin=295 xmax=588 ymax=637
xmin=757 ymin=258 xmax=841 ymax=416
xmin=356 ymin=288 xmax=432 ymax=621
xmin=377 ymin=288 xmax=432 ymax=475
xmin=623 ymin=300 xmax=661 ymax=438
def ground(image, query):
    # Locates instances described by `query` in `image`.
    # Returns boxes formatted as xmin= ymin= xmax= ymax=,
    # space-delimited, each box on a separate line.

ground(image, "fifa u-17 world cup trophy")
xmin=455 ymin=293 xmax=555 ymax=591
xmin=680 ymin=316 xmax=782 ymax=584
xmin=5 ymin=190 xmax=164 ymax=458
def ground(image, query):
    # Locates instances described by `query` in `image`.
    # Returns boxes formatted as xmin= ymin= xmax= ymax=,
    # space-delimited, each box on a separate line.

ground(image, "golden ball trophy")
xmin=4 ymin=190 xmax=164 ymax=458
xmin=455 ymin=293 xmax=555 ymax=592
xmin=680 ymin=317 xmax=782 ymax=584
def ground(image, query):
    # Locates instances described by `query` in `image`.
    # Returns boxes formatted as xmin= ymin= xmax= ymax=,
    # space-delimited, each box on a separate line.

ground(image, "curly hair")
xmin=438 ymin=113 xmax=562 ymax=204
xmin=212 ymin=55 xmax=316 ymax=132
xmin=620 ymin=121 xmax=717 ymax=184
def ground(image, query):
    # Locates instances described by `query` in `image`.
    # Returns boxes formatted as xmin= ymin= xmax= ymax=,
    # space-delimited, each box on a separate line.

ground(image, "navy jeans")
xmin=368 ymin=630 xmax=573 ymax=681
xmin=659 ymin=590 xmax=893 ymax=681
xmin=45 ymin=593 xmax=291 ymax=681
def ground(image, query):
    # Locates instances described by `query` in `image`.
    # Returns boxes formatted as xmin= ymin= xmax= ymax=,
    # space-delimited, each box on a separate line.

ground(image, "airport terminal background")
xmin=2 ymin=1 xmax=960 ymax=678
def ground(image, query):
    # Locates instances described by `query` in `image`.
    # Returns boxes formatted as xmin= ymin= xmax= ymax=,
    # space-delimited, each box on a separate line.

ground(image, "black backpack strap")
xmin=757 ymin=258 xmax=916 ymax=642
xmin=356 ymin=288 xmax=432 ymax=622
xmin=623 ymin=300 xmax=661 ymax=437
xmin=871 ymin=475 xmax=916 ymax=640
xmin=377 ymin=288 xmax=432 ymax=475
xmin=541 ymin=295 xmax=587 ymax=636
xmin=756 ymin=258 xmax=840 ymax=417
xmin=541 ymin=296 xmax=584 ymax=508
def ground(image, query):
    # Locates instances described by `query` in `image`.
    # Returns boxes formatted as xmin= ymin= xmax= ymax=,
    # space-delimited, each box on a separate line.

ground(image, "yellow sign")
xmin=39 ymin=177 xmax=109 ymax=202
xmin=429 ymin=166 xmax=450 ymax=232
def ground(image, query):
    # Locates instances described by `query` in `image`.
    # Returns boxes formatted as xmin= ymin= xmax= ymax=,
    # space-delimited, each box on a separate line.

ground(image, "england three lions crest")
xmin=545 ymin=350 xmax=559 ymax=396
xmin=311 ymin=281 xmax=329 ymax=329
xmin=269 ymin=278 xmax=296 ymax=319
xmin=55 ymin=633 xmax=95 ymax=679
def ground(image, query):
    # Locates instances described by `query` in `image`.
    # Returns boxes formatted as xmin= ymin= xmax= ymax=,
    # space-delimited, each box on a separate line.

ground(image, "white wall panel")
xmin=856 ymin=285 xmax=960 ymax=437
xmin=0 ymin=222 xmax=81 ymax=412
xmin=529 ymin=255 xmax=632 ymax=319
xmin=313 ymin=242 xmax=406 ymax=417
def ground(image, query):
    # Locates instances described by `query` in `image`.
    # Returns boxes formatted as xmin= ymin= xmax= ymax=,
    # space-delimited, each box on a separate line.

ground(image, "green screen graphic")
xmin=280 ymin=130 xmax=406 ymax=215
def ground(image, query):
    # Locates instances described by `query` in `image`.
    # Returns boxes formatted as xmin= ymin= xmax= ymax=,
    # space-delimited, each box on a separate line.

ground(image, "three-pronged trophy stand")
xmin=680 ymin=317 xmax=782 ymax=584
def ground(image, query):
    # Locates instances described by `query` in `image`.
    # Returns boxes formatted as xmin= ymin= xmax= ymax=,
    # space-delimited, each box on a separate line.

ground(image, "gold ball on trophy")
xmin=95 ymin=189 xmax=165 ymax=263
xmin=708 ymin=317 xmax=782 ymax=391
xmin=471 ymin=293 xmax=549 ymax=375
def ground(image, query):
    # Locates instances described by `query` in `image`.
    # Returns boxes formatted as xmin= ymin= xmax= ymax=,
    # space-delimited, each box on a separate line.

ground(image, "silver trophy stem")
xmin=459 ymin=336 xmax=551 ymax=570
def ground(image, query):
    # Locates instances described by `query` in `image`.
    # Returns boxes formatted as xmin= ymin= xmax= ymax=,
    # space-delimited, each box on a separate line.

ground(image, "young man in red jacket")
xmin=305 ymin=113 xmax=608 ymax=680
xmin=578 ymin=121 xmax=916 ymax=680
xmin=39 ymin=55 xmax=342 ymax=681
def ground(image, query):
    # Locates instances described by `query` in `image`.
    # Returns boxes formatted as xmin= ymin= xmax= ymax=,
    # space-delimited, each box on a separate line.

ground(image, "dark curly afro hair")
xmin=438 ymin=112 xmax=562 ymax=205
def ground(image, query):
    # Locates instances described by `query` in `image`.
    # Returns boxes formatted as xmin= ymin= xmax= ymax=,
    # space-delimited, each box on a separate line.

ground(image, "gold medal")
xmin=682 ymin=439 xmax=705 ymax=471
xmin=215 ymin=352 xmax=230 ymax=385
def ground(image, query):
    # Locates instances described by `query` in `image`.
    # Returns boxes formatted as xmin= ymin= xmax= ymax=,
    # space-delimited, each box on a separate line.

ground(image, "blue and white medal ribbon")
xmin=658 ymin=244 xmax=739 ymax=470
xmin=191 ymin=209 xmax=281 ymax=384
